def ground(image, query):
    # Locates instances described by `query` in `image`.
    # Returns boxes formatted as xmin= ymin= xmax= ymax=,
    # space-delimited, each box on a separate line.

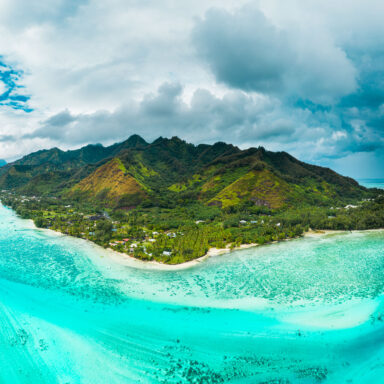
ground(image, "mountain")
xmin=0 ymin=135 xmax=370 ymax=208
xmin=70 ymin=158 xmax=147 ymax=206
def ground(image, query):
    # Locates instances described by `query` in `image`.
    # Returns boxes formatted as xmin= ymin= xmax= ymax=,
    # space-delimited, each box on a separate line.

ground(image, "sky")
xmin=0 ymin=0 xmax=383 ymax=178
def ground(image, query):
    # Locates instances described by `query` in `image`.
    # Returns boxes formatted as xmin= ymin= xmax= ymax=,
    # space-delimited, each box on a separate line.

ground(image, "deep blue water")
xmin=0 ymin=204 xmax=384 ymax=383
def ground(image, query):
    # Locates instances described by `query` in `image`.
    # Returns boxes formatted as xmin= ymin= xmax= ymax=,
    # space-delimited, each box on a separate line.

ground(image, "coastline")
xmin=106 ymin=242 xmax=263 ymax=271
xmin=90 ymin=229 xmax=353 ymax=271
xmin=4 ymin=204 xmax=384 ymax=271
xmin=99 ymin=228 xmax=384 ymax=270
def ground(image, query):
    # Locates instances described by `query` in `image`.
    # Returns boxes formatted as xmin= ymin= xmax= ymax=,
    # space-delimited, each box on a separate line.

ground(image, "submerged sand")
xmin=102 ymin=229 xmax=359 ymax=271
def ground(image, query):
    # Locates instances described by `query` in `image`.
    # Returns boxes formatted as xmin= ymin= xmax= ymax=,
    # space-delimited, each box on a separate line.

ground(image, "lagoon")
xmin=0 ymin=204 xmax=383 ymax=383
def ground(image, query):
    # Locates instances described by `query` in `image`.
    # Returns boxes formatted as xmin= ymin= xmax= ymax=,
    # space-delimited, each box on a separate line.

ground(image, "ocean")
xmin=0 ymin=204 xmax=383 ymax=383
xmin=358 ymin=178 xmax=384 ymax=189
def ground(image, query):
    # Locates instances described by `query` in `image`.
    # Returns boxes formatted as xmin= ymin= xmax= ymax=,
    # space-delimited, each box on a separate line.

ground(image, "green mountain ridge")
xmin=0 ymin=135 xmax=371 ymax=208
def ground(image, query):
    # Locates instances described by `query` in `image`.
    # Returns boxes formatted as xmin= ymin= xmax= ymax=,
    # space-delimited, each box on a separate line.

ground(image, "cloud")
xmin=0 ymin=80 xmax=6 ymax=95
xmin=193 ymin=5 xmax=357 ymax=105
xmin=141 ymin=83 xmax=184 ymax=116
xmin=0 ymin=0 xmax=383 ymax=178
xmin=23 ymin=83 xmax=291 ymax=145
xmin=23 ymin=82 xmax=371 ymax=168
xmin=0 ymin=0 xmax=89 ymax=29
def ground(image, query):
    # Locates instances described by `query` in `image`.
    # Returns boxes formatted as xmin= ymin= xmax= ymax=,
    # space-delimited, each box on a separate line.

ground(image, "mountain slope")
xmin=208 ymin=169 xmax=290 ymax=209
xmin=193 ymin=146 xmax=366 ymax=207
xmin=70 ymin=158 xmax=147 ymax=206
xmin=0 ymin=135 xmax=372 ymax=209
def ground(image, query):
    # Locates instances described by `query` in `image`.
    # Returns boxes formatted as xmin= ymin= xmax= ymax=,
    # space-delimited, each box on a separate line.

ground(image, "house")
xmin=239 ymin=220 xmax=247 ymax=224
xmin=195 ymin=220 xmax=205 ymax=224
xmin=129 ymin=244 xmax=138 ymax=252
xmin=163 ymin=251 xmax=172 ymax=256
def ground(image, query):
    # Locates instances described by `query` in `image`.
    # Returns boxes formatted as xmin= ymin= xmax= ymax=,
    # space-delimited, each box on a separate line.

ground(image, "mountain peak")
xmin=0 ymin=134 xmax=370 ymax=208
xmin=152 ymin=136 xmax=190 ymax=147
xmin=125 ymin=134 xmax=147 ymax=147
xmin=152 ymin=136 xmax=166 ymax=145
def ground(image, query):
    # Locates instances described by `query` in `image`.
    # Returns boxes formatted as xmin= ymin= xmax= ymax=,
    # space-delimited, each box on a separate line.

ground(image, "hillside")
xmin=1 ymin=135 xmax=381 ymax=265
xmin=207 ymin=169 xmax=290 ymax=209
xmin=70 ymin=158 xmax=147 ymax=206
xmin=0 ymin=135 xmax=372 ymax=209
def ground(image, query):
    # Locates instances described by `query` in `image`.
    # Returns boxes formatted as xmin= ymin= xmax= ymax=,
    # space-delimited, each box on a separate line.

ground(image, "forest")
xmin=1 ymin=191 xmax=382 ymax=264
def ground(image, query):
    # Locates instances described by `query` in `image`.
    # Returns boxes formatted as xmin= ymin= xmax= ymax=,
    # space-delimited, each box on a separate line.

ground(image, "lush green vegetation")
xmin=1 ymin=191 xmax=383 ymax=264
xmin=0 ymin=134 xmax=381 ymax=264
xmin=0 ymin=135 xmax=373 ymax=209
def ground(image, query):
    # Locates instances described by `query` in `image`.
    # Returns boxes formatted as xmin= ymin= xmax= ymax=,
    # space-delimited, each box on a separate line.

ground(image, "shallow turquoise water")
xmin=0 ymin=205 xmax=384 ymax=383
xmin=358 ymin=178 xmax=384 ymax=189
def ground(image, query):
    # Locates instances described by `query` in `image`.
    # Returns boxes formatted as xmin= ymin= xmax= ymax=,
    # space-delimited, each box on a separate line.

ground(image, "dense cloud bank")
xmin=193 ymin=6 xmax=357 ymax=104
xmin=0 ymin=0 xmax=383 ymax=177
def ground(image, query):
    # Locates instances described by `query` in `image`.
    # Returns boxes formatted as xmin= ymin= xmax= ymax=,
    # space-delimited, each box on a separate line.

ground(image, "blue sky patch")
xmin=0 ymin=58 xmax=32 ymax=113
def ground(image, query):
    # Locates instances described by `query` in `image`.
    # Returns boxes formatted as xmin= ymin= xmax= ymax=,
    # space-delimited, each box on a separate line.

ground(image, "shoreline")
xmin=106 ymin=241 xmax=264 ymax=271
xmin=102 ymin=228 xmax=384 ymax=270
xmin=94 ymin=228 xmax=384 ymax=271
xmin=3 ymin=204 xmax=383 ymax=271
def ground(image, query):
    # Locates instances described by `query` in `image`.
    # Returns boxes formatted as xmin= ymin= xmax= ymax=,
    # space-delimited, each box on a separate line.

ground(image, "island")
xmin=0 ymin=135 xmax=383 ymax=264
